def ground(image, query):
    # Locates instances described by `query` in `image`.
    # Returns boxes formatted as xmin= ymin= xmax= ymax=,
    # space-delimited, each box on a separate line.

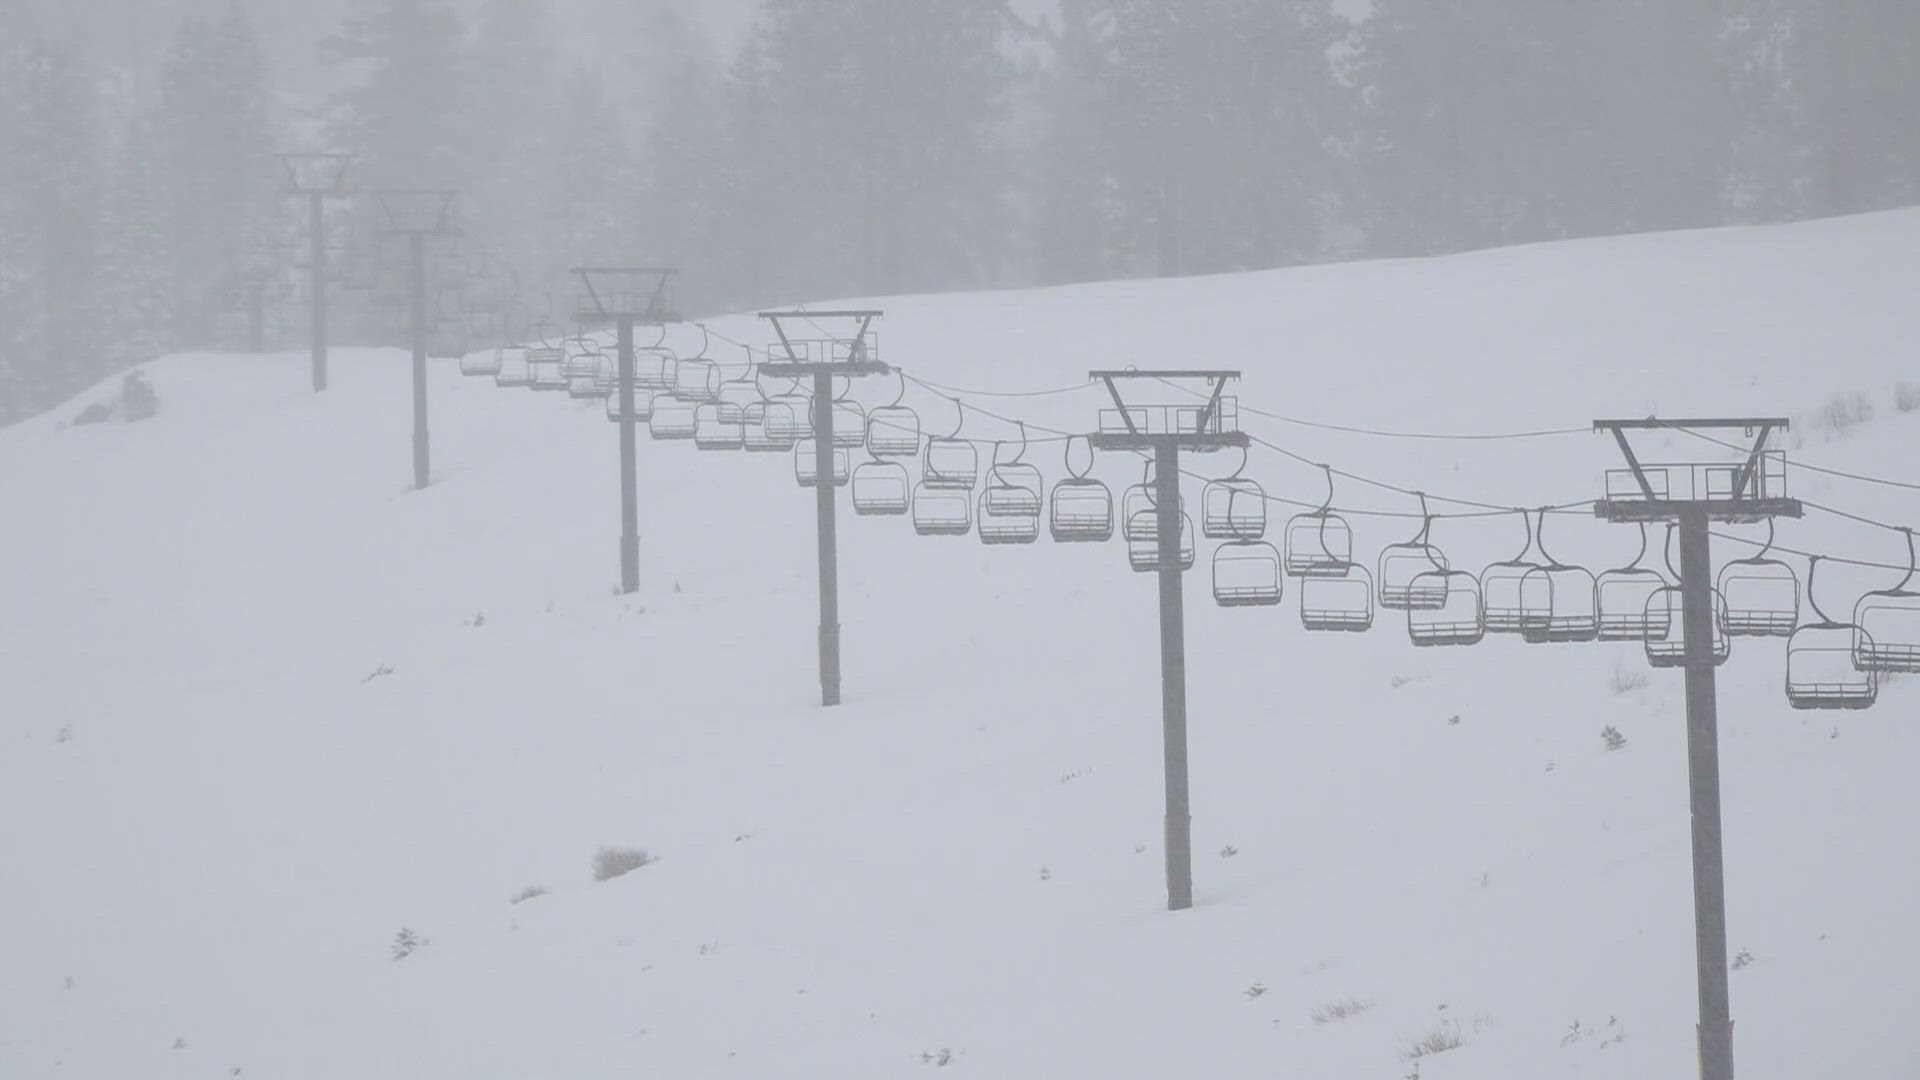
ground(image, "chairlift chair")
xmin=1408 ymin=570 xmax=1485 ymax=647
xmin=1717 ymin=521 xmax=1800 ymax=637
xmin=912 ymin=482 xmax=973 ymax=536
xmin=673 ymin=358 xmax=723 ymax=402
xmin=867 ymin=401 xmax=922 ymax=458
xmin=606 ymin=386 xmax=652 ymax=423
xmin=978 ymin=459 xmax=1043 ymax=546
xmin=924 ymin=438 xmax=979 ymax=489
xmin=1517 ymin=511 xmax=1599 ymax=643
xmin=593 ymin=356 xmax=617 ymax=395
xmin=1051 ymin=480 xmax=1114 ymax=543
xmin=1378 ymin=504 xmax=1450 ymax=610
xmin=1787 ymin=556 xmax=1878 ymax=710
xmin=1596 ymin=524 xmax=1672 ymax=641
xmin=562 ymin=339 xmax=604 ymax=379
xmin=1851 ymin=528 xmax=1920 ymax=674
xmin=1212 ymin=541 xmax=1284 ymax=607
xmin=568 ymin=373 xmax=609 ymax=399
xmin=922 ymin=400 xmax=977 ymax=488
xmin=460 ymin=348 xmax=505 ymax=377
xmin=491 ymin=349 xmax=530 ymax=387
xmin=762 ymin=393 xmax=815 ymax=442
xmin=1479 ymin=510 xmax=1545 ymax=634
xmin=648 ymin=394 xmax=697 ymax=440
xmin=1643 ymin=587 xmax=1731 ymax=669
xmin=1201 ymin=470 xmax=1267 ymax=541
xmin=1129 ymin=512 xmax=1196 ymax=572
xmin=1285 ymin=512 xmax=1354 ymax=577
xmin=693 ymin=401 xmax=746 ymax=450
xmin=1284 ymin=467 xmax=1353 ymax=577
xmin=794 ymin=439 xmax=851 ymax=487
xmin=528 ymin=348 xmax=568 ymax=391
xmin=1300 ymin=563 xmax=1375 ymax=632
xmin=1049 ymin=437 xmax=1114 ymax=543
xmin=743 ymin=402 xmax=795 ymax=453
xmin=815 ymin=399 xmax=864 ymax=450
xmin=1122 ymin=482 xmax=1185 ymax=544
xmin=634 ymin=348 xmax=678 ymax=391
xmin=852 ymin=460 xmax=911 ymax=516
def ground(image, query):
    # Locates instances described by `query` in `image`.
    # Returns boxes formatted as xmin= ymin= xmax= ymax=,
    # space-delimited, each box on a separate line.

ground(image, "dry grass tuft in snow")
xmin=1399 ymin=1022 xmax=1465 ymax=1058
xmin=509 ymin=884 xmax=548 ymax=904
xmin=1609 ymin=665 xmax=1648 ymax=695
xmin=1311 ymin=997 xmax=1375 ymax=1025
xmin=1811 ymin=391 xmax=1874 ymax=440
xmin=592 ymin=846 xmax=656 ymax=882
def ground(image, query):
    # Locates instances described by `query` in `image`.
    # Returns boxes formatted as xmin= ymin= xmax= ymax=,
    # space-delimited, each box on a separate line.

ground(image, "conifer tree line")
xmin=3 ymin=0 xmax=1916 ymax=424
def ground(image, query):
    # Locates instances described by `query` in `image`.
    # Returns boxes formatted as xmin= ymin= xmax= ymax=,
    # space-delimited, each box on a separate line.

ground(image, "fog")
xmin=6 ymin=1 xmax=1916 ymax=422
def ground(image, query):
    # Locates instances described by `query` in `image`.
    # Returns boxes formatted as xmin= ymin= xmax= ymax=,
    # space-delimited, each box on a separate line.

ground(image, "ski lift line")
xmin=897 ymin=372 xmax=1595 ymax=517
xmin=1673 ymin=424 xmax=1920 ymax=493
xmin=1707 ymin=528 xmax=1913 ymax=574
xmin=1243 ymin=431 xmax=1595 ymax=515
xmin=1145 ymin=375 xmax=1588 ymax=441
xmin=902 ymin=373 xmax=1100 ymax=399
xmin=1800 ymin=499 xmax=1919 ymax=536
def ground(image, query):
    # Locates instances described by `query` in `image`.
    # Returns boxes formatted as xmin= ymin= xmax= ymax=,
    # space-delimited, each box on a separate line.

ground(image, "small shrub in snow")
xmin=918 ymin=1048 xmax=954 ymax=1066
xmin=1602 ymin=725 xmax=1628 ymax=751
xmin=361 ymin=663 xmax=394 ymax=684
xmin=1609 ymin=666 xmax=1648 ymax=695
xmin=1039 ymin=866 xmax=1052 ymax=882
xmin=1243 ymin=982 xmax=1266 ymax=1000
xmin=1732 ymin=948 xmax=1755 ymax=970
xmin=1311 ymin=998 xmax=1375 ymax=1025
xmin=1812 ymin=392 xmax=1873 ymax=440
xmin=391 ymin=927 xmax=424 ymax=961
xmin=1219 ymin=844 xmax=1239 ymax=859
xmin=592 ymin=846 xmax=655 ymax=881
xmin=1399 ymin=1021 xmax=1465 ymax=1059
xmin=1896 ymin=382 xmax=1920 ymax=414
xmin=509 ymin=884 xmax=547 ymax=905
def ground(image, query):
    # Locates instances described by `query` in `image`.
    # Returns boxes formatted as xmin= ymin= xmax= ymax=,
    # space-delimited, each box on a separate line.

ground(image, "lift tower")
xmin=760 ymin=311 xmax=887 ymax=707
xmin=1091 ymin=371 xmax=1246 ymax=911
xmin=277 ymin=153 xmax=354 ymax=393
xmin=1593 ymin=418 xmax=1800 ymax=1080
xmin=575 ymin=268 xmax=681 ymax=595
xmin=369 ymin=190 xmax=461 ymax=491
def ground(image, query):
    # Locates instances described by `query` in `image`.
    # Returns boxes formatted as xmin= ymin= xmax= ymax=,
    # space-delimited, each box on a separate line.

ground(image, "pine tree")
xmin=2 ymin=37 xmax=102 ymax=416
xmin=98 ymin=117 xmax=175 ymax=371
xmin=153 ymin=6 xmax=280 ymax=347
xmin=324 ymin=0 xmax=473 ymax=188
xmin=739 ymin=0 xmax=1012 ymax=300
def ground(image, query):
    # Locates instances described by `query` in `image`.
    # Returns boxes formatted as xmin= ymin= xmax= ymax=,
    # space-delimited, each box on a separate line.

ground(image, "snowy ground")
xmin=3 ymin=210 xmax=1919 ymax=1078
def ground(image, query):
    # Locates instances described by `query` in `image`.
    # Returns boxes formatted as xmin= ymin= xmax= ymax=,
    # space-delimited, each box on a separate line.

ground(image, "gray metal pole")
xmin=813 ymin=372 xmax=842 ymax=707
xmin=618 ymin=316 xmax=639 ymax=595
xmin=409 ymin=233 xmax=429 ymax=491
xmin=1677 ymin=505 xmax=1735 ymax=1080
xmin=1154 ymin=441 xmax=1192 ymax=911
xmin=310 ymin=192 xmax=327 ymax=393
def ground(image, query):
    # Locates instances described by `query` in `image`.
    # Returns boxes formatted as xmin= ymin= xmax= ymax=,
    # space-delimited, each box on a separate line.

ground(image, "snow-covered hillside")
xmin=4 ymin=210 xmax=1918 ymax=1079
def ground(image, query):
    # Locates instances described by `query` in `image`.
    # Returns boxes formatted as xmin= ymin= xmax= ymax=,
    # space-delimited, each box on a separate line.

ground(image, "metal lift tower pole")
xmin=1594 ymin=417 xmax=1801 ymax=1080
xmin=370 ymin=190 xmax=461 ymax=492
xmin=813 ymin=371 xmax=842 ymax=705
xmin=277 ymin=153 xmax=353 ymax=393
xmin=1092 ymin=370 xmax=1245 ymax=912
xmin=408 ymin=233 xmax=429 ymax=490
xmin=574 ymin=268 xmax=681 ymax=596
xmin=760 ymin=311 xmax=886 ymax=707
xmin=618 ymin=315 xmax=640 ymax=593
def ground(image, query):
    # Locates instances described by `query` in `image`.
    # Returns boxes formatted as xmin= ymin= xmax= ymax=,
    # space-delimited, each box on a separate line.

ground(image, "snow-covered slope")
xmin=4 ymin=210 xmax=1918 ymax=1079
